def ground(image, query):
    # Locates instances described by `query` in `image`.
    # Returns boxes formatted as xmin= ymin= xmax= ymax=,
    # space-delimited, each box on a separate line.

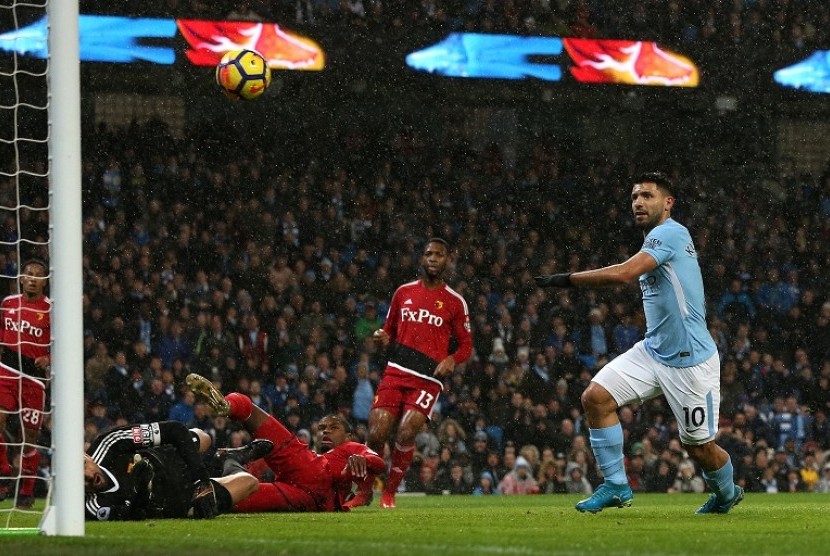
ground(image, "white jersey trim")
xmin=387 ymin=362 xmax=444 ymax=389
xmin=443 ymin=284 xmax=470 ymax=316
xmin=664 ymin=262 xmax=689 ymax=319
xmin=0 ymin=361 xmax=45 ymax=388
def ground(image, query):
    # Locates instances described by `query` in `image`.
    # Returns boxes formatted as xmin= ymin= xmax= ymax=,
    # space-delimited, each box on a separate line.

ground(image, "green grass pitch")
xmin=2 ymin=493 xmax=829 ymax=555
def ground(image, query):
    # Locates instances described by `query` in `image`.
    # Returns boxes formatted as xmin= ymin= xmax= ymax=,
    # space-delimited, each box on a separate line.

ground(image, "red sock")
xmin=0 ymin=443 xmax=10 ymax=477
xmin=226 ymin=393 xmax=253 ymax=421
xmin=19 ymin=449 xmax=39 ymax=497
xmin=383 ymin=443 xmax=414 ymax=495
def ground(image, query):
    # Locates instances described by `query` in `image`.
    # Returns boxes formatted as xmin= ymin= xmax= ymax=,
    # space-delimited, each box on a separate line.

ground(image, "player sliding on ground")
xmin=535 ymin=172 xmax=743 ymax=515
xmin=187 ymin=372 xmax=385 ymax=512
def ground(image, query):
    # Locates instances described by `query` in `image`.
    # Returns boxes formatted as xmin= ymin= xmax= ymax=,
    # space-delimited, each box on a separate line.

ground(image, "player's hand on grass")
xmin=343 ymin=455 xmax=368 ymax=479
xmin=533 ymin=273 xmax=572 ymax=288
xmin=191 ymin=479 xmax=218 ymax=519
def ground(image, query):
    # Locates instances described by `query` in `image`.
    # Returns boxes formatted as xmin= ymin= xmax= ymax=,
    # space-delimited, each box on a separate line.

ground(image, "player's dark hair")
xmin=20 ymin=258 xmax=48 ymax=277
xmin=635 ymin=171 xmax=675 ymax=197
xmin=425 ymin=237 xmax=450 ymax=251
xmin=322 ymin=413 xmax=353 ymax=435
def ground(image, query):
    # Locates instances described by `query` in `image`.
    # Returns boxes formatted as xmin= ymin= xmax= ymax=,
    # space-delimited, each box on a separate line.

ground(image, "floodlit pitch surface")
xmin=2 ymin=493 xmax=828 ymax=555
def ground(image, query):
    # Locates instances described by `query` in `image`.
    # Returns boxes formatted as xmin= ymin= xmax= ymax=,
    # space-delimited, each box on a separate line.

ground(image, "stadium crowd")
xmin=5 ymin=104 xmax=806 ymax=501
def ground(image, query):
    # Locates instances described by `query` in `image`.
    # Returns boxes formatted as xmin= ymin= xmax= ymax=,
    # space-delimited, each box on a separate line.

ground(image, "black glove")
xmin=534 ymin=273 xmax=572 ymax=288
xmin=191 ymin=479 xmax=218 ymax=519
xmin=107 ymin=501 xmax=147 ymax=521
xmin=130 ymin=457 xmax=154 ymax=512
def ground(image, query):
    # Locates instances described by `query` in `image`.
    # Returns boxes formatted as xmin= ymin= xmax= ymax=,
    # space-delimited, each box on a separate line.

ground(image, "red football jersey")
xmin=0 ymin=293 xmax=51 ymax=362
xmin=382 ymin=279 xmax=472 ymax=378
xmin=322 ymin=441 xmax=385 ymax=507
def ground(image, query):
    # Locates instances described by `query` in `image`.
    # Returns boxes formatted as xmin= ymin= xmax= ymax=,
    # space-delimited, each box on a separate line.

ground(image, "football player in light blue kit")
xmin=535 ymin=172 xmax=743 ymax=514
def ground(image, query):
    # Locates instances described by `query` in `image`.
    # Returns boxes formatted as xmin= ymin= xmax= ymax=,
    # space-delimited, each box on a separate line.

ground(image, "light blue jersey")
xmin=638 ymin=218 xmax=716 ymax=367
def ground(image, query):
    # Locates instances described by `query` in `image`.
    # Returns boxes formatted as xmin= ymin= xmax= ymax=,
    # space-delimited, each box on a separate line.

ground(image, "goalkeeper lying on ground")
xmin=83 ymin=420 xmax=272 ymax=520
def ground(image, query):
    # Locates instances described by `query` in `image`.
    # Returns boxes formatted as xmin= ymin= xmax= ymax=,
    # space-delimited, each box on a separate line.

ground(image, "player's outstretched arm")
xmin=534 ymin=273 xmax=572 ymax=287
xmin=536 ymin=252 xmax=657 ymax=289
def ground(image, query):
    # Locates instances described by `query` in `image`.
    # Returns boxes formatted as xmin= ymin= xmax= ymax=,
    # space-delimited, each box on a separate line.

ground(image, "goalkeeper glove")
xmin=191 ymin=479 xmax=218 ymax=519
xmin=130 ymin=456 xmax=154 ymax=511
xmin=534 ymin=273 xmax=572 ymax=288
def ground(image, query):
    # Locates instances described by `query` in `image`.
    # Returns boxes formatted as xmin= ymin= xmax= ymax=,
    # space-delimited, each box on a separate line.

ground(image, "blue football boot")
xmin=575 ymin=482 xmax=634 ymax=514
xmin=695 ymin=485 xmax=744 ymax=515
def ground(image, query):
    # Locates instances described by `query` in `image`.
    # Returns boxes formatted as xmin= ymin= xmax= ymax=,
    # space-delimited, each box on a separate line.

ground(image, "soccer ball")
xmin=215 ymin=49 xmax=272 ymax=100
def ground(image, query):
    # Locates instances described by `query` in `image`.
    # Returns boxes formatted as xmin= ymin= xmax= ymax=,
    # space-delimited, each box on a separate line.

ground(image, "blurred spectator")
xmin=498 ymin=456 xmax=539 ymax=495
xmin=717 ymin=278 xmax=756 ymax=324
xmin=248 ymin=379 xmax=273 ymax=415
xmin=168 ymin=389 xmax=196 ymax=424
xmin=669 ymin=461 xmax=705 ymax=494
xmin=772 ymin=396 xmax=812 ymax=451
xmin=351 ymin=360 xmax=375 ymax=424
xmin=156 ymin=320 xmax=193 ymax=369
xmin=759 ymin=466 xmax=779 ymax=493
xmin=409 ymin=462 xmax=442 ymax=495
xmin=784 ymin=469 xmax=808 ymax=493
xmin=520 ymin=352 xmax=555 ymax=404
xmin=143 ymin=377 xmax=174 ymax=421
xmin=626 ymin=448 xmax=647 ymax=492
xmin=85 ymin=341 xmax=114 ymax=398
xmin=439 ymin=461 xmax=474 ymax=495
xmin=437 ymin=418 xmax=469 ymax=457
xmin=799 ymin=452 xmax=821 ymax=492
xmin=537 ymin=457 xmax=567 ymax=494
xmin=415 ymin=421 xmax=441 ymax=460
xmin=103 ymin=350 xmax=143 ymax=421
xmin=564 ymin=462 xmax=593 ymax=495
xmin=86 ymin=399 xmax=113 ymax=432
xmin=353 ymin=301 xmax=383 ymax=344
xmin=644 ymin=460 xmax=675 ymax=493
xmin=473 ymin=471 xmax=499 ymax=495
xmin=816 ymin=464 xmax=830 ymax=493
xmin=238 ymin=313 xmax=269 ymax=374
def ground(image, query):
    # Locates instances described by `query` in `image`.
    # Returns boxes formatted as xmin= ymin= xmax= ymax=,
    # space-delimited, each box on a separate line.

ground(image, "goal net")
xmin=0 ymin=0 xmax=84 ymax=536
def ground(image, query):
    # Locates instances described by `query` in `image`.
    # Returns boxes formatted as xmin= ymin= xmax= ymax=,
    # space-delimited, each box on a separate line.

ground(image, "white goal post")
xmin=39 ymin=0 xmax=84 ymax=537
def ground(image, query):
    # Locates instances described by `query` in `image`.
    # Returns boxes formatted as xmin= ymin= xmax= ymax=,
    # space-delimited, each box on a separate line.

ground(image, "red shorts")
xmin=0 ymin=365 xmax=46 ymax=430
xmin=371 ymin=366 xmax=443 ymax=419
xmin=234 ymin=415 xmax=335 ymax=513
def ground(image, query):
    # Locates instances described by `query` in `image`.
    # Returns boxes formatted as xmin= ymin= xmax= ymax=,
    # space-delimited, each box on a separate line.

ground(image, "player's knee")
xmin=683 ymin=441 xmax=716 ymax=463
xmin=684 ymin=444 xmax=704 ymax=461
xmin=580 ymin=383 xmax=613 ymax=412
xmin=367 ymin=411 xmax=393 ymax=443
xmin=395 ymin=428 xmax=417 ymax=446
xmin=242 ymin=474 xmax=259 ymax=497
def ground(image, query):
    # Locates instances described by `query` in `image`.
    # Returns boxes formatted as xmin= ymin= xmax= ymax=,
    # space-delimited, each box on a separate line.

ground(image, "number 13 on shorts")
xmin=414 ymin=390 xmax=434 ymax=410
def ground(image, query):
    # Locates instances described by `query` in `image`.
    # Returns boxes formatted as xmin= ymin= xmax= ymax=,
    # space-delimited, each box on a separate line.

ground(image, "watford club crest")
xmin=434 ymin=300 xmax=443 ymax=311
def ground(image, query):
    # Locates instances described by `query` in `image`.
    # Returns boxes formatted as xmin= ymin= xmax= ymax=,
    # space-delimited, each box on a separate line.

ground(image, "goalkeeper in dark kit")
xmin=83 ymin=420 xmax=271 ymax=520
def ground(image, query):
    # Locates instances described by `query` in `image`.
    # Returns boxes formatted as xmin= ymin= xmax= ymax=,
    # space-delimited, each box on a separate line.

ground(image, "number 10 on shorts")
xmin=683 ymin=406 xmax=705 ymax=428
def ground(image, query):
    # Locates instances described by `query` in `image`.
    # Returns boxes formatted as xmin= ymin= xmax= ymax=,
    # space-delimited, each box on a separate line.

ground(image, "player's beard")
xmin=422 ymin=265 xmax=441 ymax=280
xmin=635 ymin=210 xmax=661 ymax=233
